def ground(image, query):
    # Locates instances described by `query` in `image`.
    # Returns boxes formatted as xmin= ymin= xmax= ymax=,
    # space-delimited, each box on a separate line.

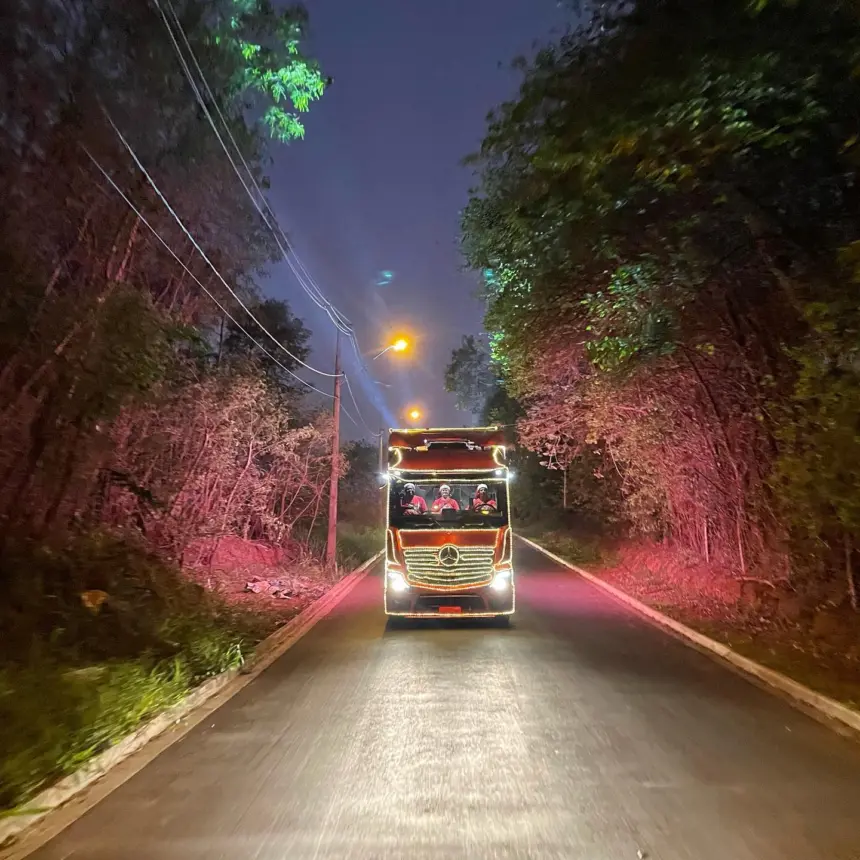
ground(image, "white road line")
xmin=519 ymin=535 xmax=860 ymax=739
xmin=0 ymin=553 xmax=383 ymax=859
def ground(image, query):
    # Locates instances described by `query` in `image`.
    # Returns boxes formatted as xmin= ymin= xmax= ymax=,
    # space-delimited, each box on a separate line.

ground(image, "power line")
xmin=343 ymin=373 xmax=382 ymax=438
xmin=103 ymin=111 xmax=343 ymax=382
xmin=346 ymin=334 xmax=392 ymax=420
xmin=339 ymin=401 xmax=360 ymax=434
xmin=88 ymin=145 xmax=366 ymax=436
xmin=159 ymin=0 xmax=396 ymax=427
xmin=152 ymin=0 xmax=390 ymax=435
xmin=83 ymin=146 xmax=338 ymax=402
xmin=156 ymin=0 xmax=355 ymax=336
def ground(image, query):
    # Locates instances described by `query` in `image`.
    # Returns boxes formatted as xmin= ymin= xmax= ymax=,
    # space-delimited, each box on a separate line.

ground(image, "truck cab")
xmin=383 ymin=427 xmax=515 ymax=621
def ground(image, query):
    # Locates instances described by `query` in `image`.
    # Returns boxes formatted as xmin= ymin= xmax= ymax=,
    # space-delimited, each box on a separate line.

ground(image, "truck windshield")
xmin=388 ymin=476 xmax=509 ymax=528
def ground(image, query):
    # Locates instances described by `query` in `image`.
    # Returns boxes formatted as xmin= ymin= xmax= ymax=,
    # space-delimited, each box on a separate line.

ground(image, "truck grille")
xmin=403 ymin=546 xmax=495 ymax=588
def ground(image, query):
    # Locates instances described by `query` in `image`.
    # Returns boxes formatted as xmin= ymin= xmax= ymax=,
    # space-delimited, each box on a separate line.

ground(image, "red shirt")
xmin=401 ymin=495 xmax=427 ymax=514
xmin=472 ymin=497 xmax=497 ymax=510
xmin=431 ymin=496 xmax=460 ymax=513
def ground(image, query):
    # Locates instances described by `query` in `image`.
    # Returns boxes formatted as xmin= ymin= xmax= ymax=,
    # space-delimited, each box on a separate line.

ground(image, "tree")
xmin=221 ymin=297 xmax=311 ymax=390
xmin=214 ymin=1 xmax=330 ymax=142
xmin=444 ymin=335 xmax=497 ymax=417
xmin=0 ymin=0 xmax=333 ymax=558
xmin=106 ymin=375 xmax=339 ymax=555
xmin=444 ymin=332 xmax=622 ymax=528
xmin=0 ymin=2 xmax=343 ymax=808
xmin=338 ymin=441 xmax=381 ymax=527
xmin=462 ymin=0 xmax=860 ymax=582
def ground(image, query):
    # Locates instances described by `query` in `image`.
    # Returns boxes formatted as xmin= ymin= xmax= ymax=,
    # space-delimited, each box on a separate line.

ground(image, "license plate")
xmin=438 ymin=606 xmax=462 ymax=614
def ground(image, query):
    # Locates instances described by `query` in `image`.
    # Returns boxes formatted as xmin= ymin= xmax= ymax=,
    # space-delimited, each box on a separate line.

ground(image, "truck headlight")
xmin=387 ymin=569 xmax=409 ymax=593
xmin=491 ymin=569 xmax=512 ymax=591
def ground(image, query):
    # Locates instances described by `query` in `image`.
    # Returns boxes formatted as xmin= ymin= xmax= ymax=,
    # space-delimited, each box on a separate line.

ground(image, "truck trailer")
xmin=383 ymin=426 xmax=515 ymax=622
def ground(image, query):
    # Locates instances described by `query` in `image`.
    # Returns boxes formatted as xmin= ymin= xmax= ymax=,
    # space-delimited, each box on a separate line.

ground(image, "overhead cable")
xmin=103 ymin=111 xmax=343 ymax=381
xmin=157 ymin=0 xmax=355 ymax=336
xmin=152 ymin=0 xmax=389 ymax=434
xmin=84 ymin=147 xmax=338 ymax=401
xmin=343 ymin=373 xmax=382 ymax=438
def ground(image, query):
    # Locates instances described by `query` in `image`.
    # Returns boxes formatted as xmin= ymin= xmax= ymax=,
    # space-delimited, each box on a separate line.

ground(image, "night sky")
xmin=265 ymin=0 xmax=571 ymax=440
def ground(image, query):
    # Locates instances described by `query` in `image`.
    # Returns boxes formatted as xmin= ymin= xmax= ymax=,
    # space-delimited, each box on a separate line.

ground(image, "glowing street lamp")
xmin=407 ymin=408 xmax=422 ymax=423
xmin=373 ymin=337 xmax=409 ymax=360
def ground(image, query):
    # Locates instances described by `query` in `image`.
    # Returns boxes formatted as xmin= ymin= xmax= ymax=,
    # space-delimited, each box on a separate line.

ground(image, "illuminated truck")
xmin=383 ymin=426 xmax=514 ymax=623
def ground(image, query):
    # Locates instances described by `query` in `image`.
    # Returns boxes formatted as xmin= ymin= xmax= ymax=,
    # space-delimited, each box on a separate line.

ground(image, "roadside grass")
xmin=0 ymin=531 xmax=271 ymax=813
xmin=683 ymin=618 xmax=860 ymax=711
xmin=520 ymin=527 xmax=608 ymax=568
xmin=305 ymin=519 xmax=382 ymax=575
xmin=335 ymin=523 xmax=383 ymax=571
xmin=0 ymin=525 xmax=382 ymax=814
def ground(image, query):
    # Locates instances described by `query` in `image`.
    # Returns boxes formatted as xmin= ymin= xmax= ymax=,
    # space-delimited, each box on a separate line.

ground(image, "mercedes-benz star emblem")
xmin=438 ymin=544 xmax=460 ymax=567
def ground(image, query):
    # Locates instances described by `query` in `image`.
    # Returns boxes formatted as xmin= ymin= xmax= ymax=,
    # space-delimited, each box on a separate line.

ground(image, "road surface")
xmin=26 ymin=541 xmax=860 ymax=859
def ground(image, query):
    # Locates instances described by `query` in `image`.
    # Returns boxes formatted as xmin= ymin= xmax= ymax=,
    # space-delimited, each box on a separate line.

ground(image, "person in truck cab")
xmin=430 ymin=483 xmax=459 ymax=513
xmin=472 ymin=483 xmax=497 ymax=510
xmin=400 ymin=483 xmax=427 ymax=515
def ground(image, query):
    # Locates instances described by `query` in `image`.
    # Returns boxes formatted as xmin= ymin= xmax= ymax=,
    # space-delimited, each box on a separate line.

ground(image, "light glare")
xmin=491 ymin=572 xmax=510 ymax=592
xmin=388 ymin=570 xmax=409 ymax=593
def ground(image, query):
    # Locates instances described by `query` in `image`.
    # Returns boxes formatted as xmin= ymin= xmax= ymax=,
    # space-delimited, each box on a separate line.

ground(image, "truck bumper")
xmin=384 ymin=571 xmax=515 ymax=618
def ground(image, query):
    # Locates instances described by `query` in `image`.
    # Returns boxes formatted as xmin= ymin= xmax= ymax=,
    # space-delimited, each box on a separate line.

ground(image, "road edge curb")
xmin=518 ymin=535 xmax=860 ymax=737
xmin=0 ymin=552 xmax=382 ymax=854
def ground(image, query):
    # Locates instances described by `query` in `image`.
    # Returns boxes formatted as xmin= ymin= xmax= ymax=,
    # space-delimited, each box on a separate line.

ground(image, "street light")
xmin=407 ymin=408 xmax=421 ymax=422
xmin=373 ymin=337 xmax=409 ymax=360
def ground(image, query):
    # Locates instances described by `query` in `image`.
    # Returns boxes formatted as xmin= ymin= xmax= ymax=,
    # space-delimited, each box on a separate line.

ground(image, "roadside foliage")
xmin=0 ymin=0 xmax=368 ymax=809
xmin=459 ymin=0 xmax=860 ymax=601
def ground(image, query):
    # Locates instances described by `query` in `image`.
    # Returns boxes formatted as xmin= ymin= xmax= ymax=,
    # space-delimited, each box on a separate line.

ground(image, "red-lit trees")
xmin=462 ymin=0 xmax=860 ymax=591
xmin=0 ymin=0 xmax=333 ymax=560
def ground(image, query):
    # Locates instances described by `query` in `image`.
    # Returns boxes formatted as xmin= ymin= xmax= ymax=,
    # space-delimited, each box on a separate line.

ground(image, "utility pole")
xmin=378 ymin=427 xmax=386 ymax=525
xmin=325 ymin=331 xmax=342 ymax=568
xmin=562 ymin=464 xmax=568 ymax=510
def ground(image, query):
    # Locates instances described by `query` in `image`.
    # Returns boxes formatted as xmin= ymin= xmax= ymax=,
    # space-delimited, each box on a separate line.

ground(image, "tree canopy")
xmin=462 ymin=0 xmax=860 ymax=588
xmin=443 ymin=335 xmax=497 ymax=417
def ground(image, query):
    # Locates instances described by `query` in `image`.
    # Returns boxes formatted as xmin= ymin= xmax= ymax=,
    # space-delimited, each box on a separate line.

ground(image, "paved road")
xmin=26 ymin=541 xmax=860 ymax=859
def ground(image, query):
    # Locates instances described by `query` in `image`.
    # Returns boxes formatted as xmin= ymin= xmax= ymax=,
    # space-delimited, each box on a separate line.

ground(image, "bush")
xmin=0 ymin=524 xmax=381 ymax=812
